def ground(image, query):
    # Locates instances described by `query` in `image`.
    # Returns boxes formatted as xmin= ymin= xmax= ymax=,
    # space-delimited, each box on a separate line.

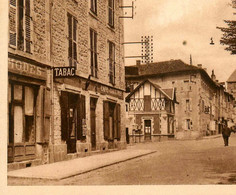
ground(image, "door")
xmin=90 ymin=98 xmax=97 ymax=151
xmin=144 ymin=120 xmax=151 ymax=140
xmin=67 ymin=93 xmax=78 ymax=154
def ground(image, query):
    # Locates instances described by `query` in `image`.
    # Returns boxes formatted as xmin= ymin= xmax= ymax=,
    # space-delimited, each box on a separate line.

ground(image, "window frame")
xmin=108 ymin=0 xmax=115 ymax=28
xmin=108 ymin=41 xmax=115 ymax=85
xmin=67 ymin=13 xmax=78 ymax=67
xmin=90 ymin=28 xmax=98 ymax=78
xmin=9 ymin=0 xmax=32 ymax=53
xmin=90 ymin=0 xmax=97 ymax=15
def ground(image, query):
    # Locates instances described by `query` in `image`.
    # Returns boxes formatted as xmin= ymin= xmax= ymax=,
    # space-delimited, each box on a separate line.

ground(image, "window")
xmin=9 ymin=84 xmax=36 ymax=144
xmin=108 ymin=41 xmax=115 ymax=84
xmin=68 ymin=13 xmax=77 ymax=67
xmin=108 ymin=0 xmax=115 ymax=27
xmin=186 ymin=99 xmax=190 ymax=111
xmin=90 ymin=0 xmax=97 ymax=14
xmin=103 ymin=101 xmax=121 ymax=141
xmin=186 ymin=119 xmax=192 ymax=130
xmin=9 ymin=0 xmax=31 ymax=53
xmin=202 ymin=100 xmax=205 ymax=112
xmin=90 ymin=29 xmax=98 ymax=77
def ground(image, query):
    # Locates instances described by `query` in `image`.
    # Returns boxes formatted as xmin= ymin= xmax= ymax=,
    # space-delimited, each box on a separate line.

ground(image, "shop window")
xmin=9 ymin=0 xmax=31 ymax=52
xmin=103 ymin=101 xmax=121 ymax=141
xmin=108 ymin=0 xmax=115 ymax=27
xmin=9 ymin=84 xmax=37 ymax=144
xmin=68 ymin=13 xmax=77 ymax=67
xmin=108 ymin=41 xmax=115 ymax=85
xmin=90 ymin=29 xmax=98 ymax=78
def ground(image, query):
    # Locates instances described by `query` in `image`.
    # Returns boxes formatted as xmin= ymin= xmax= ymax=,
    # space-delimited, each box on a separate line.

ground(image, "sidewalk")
xmin=8 ymin=149 xmax=156 ymax=181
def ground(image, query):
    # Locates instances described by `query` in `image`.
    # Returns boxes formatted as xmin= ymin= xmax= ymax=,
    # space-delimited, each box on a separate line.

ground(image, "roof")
xmin=227 ymin=69 xmax=236 ymax=82
xmin=125 ymin=59 xmax=218 ymax=88
xmin=125 ymin=60 xmax=199 ymax=76
xmin=125 ymin=79 xmax=175 ymax=102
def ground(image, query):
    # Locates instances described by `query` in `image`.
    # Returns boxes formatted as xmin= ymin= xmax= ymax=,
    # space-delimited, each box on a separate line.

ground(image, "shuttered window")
xmin=108 ymin=0 xmax=115 ymax=27
xmin=68 ymin=13 xmax=77 ymax=67
xmin=9 ymin=0 xmax=31 ymax=52
xmin=90 ymin=29 xmax=98 ymax=78
xmin=108 ymin=41 xmax=115 ymax=85
xmin=9 ymin=0 xmax=17 ymax=47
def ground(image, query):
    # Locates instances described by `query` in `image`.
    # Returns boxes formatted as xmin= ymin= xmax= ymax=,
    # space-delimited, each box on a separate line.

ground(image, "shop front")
xmin=8 ymin=56 xmax=50 ymax=166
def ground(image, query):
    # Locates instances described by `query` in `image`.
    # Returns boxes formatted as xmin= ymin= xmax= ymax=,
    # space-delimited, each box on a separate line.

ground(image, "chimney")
xmin=211 ymin=70 xmax=216 ymax=82
xmin=197 ymin=64 xmax=202 ymax=68
xmin=136 ymin=60 xmax=141 ymax=66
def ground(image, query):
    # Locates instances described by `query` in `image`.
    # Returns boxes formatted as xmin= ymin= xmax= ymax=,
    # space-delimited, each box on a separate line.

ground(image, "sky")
xmin=124 ymin=0 xmax=236 ymax=82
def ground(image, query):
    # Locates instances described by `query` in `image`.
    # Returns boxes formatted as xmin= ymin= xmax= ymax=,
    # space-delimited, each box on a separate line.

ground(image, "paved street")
xmin=8 ymin=134 xmax=236 ymax=185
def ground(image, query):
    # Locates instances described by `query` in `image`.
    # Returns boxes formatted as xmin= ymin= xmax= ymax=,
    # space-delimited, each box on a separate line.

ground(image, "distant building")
xmin=227 ymin=69 xmax=236 ymax=121
xmin=125 ymin=60 xmax=234 ymax=139
xmin=125 ymin=80 xmax=176 ymax=143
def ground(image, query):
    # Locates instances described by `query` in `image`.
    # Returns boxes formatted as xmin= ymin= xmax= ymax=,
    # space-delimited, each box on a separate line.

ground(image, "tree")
xmin=217 ymin=0 xmax=236 ymax=54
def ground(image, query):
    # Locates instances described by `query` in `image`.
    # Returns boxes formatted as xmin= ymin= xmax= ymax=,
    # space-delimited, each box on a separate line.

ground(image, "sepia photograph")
xmin=2 ymin=0 xmax=236 ymax=193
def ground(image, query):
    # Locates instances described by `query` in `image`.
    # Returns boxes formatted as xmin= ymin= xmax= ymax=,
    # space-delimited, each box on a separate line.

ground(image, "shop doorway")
xmin=144 ymin=120 xmax=151 ymax=140
xmin=90 ymin=98 xmax=97 ymax=151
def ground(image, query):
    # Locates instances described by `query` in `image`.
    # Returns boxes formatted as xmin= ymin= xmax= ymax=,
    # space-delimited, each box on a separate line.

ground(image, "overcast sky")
xmin=124 ymin=0 xmax=236 ymax=82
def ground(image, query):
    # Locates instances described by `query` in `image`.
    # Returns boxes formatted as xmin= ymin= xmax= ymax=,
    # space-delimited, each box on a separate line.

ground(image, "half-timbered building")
xmin=125 ymin=80 xmax=176 ymax=143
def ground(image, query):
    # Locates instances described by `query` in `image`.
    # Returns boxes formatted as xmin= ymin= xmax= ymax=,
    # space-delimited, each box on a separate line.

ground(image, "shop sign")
xmin=8 ymin=58 xmax=47 ymax=80
xmin=100 ymin=85 xmax=123 ymax=99
xmin=53 ymin=67 xmax=76 ymax=78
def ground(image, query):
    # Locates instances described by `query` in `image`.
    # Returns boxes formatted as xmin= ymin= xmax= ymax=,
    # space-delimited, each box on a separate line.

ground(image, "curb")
xmin=8 ymin=150 xmax=157 ymax=181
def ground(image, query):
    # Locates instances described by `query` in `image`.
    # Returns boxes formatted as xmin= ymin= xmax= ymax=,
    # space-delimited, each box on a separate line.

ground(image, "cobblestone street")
xmin=8 ymin=134 xmax=236 ymax=185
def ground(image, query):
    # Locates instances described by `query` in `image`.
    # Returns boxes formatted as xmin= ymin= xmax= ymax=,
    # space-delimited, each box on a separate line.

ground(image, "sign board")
xmin=8 ymin=58 xmax=47 ymax=80
xmin=53 ymin=67 xmax=76 ymax=78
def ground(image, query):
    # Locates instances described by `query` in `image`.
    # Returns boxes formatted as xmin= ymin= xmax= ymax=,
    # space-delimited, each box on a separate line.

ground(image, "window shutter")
xmin=60 ymin=91 xmax=69 ymax=141
xmin=25 ymin=0 xmax=31 ymax=53
xmin=43 ymin=88 xmax=51 ymax=142
xmin=9 ymin=0 xmax=17 ymax=47
xmin=36 ymin=86 xmax=43 ymax=143
xmin=117 ymin=104 xmax=121 ymax=139
xmin=103 ymin=101 xmax=109 ymax=140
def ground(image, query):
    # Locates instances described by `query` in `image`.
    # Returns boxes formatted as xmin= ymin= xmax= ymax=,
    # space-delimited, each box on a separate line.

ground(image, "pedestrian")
xmin=222 ymin=120 xmax=234 ymax=146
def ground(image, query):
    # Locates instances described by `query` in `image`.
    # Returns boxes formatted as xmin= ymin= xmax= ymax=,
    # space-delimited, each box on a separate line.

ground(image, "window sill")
xmin=107 ymin=24 xmax=115 ymax=32
xmin=89 ymin=11 xmax=98 ymax=21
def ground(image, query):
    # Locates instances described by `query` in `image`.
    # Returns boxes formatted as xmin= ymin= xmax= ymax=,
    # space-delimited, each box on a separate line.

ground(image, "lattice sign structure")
xmin=141 ymin=36 xmax=153 ymax=64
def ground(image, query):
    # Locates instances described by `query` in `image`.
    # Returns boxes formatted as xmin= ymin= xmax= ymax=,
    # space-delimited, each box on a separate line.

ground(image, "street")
xmin=8 ymin=134 xmax=236 ymax=185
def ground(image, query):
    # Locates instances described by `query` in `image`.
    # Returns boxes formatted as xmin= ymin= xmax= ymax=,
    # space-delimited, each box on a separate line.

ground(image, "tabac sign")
xmin=53 ymin=67 xmax=76 ymax=78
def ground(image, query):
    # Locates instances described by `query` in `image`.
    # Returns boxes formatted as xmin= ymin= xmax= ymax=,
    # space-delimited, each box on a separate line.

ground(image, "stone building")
xmin=227 ymin=69 xmax=236 ymax=122
xmin=125 ymin=60 xmax=234 ymax=139
xmin=8 ymin=0 xmax=126 ymax=170
xmin=125 ymin=80 xmax=176 ymax=143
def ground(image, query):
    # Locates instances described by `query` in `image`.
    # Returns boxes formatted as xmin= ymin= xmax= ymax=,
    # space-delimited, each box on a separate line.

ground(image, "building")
xmin=8 ymin=0 xmax=126 ymax=170
xmin=125 ymin=80 xmax=176 ymax=143
xmin=227 ymin=69 xmax=236 ymax=122
xmin=125 ymin=60 xmax=234 ymax=140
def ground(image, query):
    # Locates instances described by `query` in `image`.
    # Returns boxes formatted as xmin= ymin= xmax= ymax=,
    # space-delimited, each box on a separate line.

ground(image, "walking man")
xmin=222 ymin=120 xmax=233 ymax=146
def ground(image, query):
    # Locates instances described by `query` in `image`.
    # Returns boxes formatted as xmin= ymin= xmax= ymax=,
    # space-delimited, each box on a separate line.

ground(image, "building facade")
xmin=125 ymin=80 xmax=176 ymax=143
xmin=8 ymin=0 xmax=126 ymax=170
xmin=125 ymin=60 xmax=234 ymax=140
xmin=227 ymin=69 xmax=236 ymax=122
